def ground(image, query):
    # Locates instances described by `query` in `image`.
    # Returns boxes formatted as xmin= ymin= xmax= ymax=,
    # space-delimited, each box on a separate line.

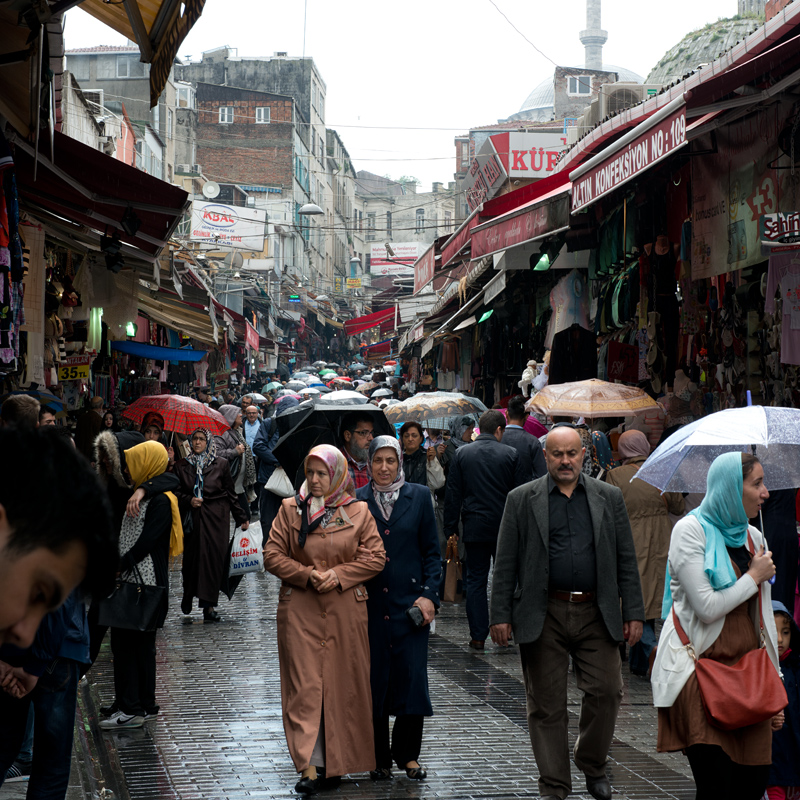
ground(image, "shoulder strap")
xmin=671 ymin=605 xmax=691 ymax=646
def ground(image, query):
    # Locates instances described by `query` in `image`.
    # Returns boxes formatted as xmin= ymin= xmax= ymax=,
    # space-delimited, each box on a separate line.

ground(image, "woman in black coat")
xmin=356 ymin=436 xmax=441 ymax=782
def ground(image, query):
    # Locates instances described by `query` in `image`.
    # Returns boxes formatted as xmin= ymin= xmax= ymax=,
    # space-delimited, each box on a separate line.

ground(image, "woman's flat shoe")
xmin=405 ymin=766 xmax=427 ymax=780
xmin=180 ymin=596 xmax=192 ymax=615
xmin=370 ymin=768 xmax=392 ymax=781
xmin=294 ymin=777 xmax=318 ymax=794
xmin=203 ymin=609 xmax=221 ymax=623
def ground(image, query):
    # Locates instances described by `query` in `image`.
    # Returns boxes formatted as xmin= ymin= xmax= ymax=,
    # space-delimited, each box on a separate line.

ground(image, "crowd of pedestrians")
xmin=0 ymin=369 xmax=799 ymax=800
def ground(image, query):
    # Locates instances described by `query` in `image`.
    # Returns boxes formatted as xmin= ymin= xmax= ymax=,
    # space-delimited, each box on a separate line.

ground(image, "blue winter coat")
xmin=769 ymin=600 xmax=800 ymax=788
xmin=357 ymin=482 xmax=441 ymax=717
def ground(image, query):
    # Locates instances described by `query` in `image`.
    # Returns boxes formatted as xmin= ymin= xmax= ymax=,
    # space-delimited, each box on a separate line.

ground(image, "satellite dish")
xmin=222 ymin=251 xmax=244 ymax=269
xmin=202 ymin=181 xmax=220 ymax=199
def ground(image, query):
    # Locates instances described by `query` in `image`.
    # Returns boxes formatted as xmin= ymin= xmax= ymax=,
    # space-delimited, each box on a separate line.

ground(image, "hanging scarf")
xmin=662 ymin=451 xmax=750 ymax=617
xmin=296 ymin=444 xmax=357 ymax=547
xmin=185 ymin=427 xmax=216 ymax=499
xmin=124 ymin=441 xmax=183 ymax=557
xmin=368 ymin=435 xmax=405 ymax=521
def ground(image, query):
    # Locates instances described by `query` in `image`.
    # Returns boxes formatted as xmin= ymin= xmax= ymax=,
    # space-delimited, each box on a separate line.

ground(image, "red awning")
xmin=439 ymin=206 xmax=482 ymax=269
xmin=344 ymin=307 xmax=395 ymax=336
xmin=12 ymin=131 xmax=189 ymax=260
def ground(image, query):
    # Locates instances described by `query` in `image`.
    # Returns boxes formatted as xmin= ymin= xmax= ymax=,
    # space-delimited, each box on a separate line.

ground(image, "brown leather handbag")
xmin=671 ymin=534 xmax=787 ymax=731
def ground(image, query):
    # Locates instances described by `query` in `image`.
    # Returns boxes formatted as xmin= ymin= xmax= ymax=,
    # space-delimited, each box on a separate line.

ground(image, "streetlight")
xmin=298 ymin=203 xmax=324 ymax=216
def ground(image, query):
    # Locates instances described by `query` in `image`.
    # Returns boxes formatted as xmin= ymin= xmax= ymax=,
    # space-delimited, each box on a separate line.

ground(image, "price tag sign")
xmin=58 ymin=363 xmax=90 ymax=381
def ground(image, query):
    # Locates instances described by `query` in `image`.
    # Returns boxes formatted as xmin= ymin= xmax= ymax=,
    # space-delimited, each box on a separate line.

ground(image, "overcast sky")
xmin=66 ymin=0 xmax=737 ymax=190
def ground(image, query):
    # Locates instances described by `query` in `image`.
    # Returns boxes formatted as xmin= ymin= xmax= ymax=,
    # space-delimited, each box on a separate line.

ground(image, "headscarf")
xmin=618 ymin=430 xmax=650 ymax=465
xmin=184 ymin=427 xmax=216 ymax=498
xmin=368 ymin=435 xmax=405 ymax=520
xmin=218 ymin=404 xmax=242 ymax=428
xmin=662 ymin=451 xmax=750 ymax=616
xmin=218 ymin=404 xmax=256 ymax=488
xmin=449 ymin=415 xmax=475 ymax=449
xmin=296 ymin=444 xmax=357 ymax=547
xmin=123 ymin=441 xmax=183 ymax=557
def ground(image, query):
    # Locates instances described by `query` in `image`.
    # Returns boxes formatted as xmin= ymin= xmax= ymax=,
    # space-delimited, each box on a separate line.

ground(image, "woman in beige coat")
xmin=605 ymin=430 xmax=684 ymax=675
xmin=264 ymin=444 xmax=385 ymax=794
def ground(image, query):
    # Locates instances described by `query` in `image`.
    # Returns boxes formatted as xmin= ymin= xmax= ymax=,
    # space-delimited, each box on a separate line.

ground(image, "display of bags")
xmin=442 ymin=534 xmax=463 ymax=603
xmin=671 ymin=534 xmax=787 ymax=730
xmin=97 ymin=565 xmax=166 ymax=632
xmin=229 ymin=520 xmax=264 ymax=577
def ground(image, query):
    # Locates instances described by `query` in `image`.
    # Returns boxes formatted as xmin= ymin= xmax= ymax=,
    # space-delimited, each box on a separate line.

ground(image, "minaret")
xmin=579 ymin=0 xmax=608 ymax=70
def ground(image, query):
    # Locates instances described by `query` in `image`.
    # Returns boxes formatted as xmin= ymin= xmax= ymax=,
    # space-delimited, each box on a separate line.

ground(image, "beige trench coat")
xmin=605 ymin=458 xmax=684 ymax=619
xmin=264 ymin=498 xmax=386 ymax=776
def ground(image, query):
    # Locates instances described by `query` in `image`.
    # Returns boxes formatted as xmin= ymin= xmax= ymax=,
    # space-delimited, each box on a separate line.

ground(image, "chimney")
xmin=432 ymin=182 xmax=443 ymax=193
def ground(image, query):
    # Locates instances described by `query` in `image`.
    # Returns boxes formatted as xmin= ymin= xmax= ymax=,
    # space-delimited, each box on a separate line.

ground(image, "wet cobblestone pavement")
xmin=3 ymin=563 xmax=698 ymax=800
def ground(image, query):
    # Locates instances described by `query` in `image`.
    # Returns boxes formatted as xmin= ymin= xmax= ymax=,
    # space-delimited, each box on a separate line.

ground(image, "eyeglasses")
xmin=353 ymin=429 xmax=374 ymax=438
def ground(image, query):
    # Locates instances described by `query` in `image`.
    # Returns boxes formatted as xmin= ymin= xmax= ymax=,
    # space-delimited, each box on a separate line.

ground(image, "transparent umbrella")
xmin=636 ymin=405 xmax=800 ymax=493
xmin=316 ymin=389 xmax=369 ymax=405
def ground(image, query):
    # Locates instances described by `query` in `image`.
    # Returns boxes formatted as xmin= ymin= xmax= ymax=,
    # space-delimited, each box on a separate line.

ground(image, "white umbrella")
xmin=317 ymin=390 xmax=368 ymax=405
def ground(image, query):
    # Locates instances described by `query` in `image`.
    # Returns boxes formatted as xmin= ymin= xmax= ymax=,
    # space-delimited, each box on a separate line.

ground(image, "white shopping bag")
xmin=229 ymin=521 xmax=264 ymax=577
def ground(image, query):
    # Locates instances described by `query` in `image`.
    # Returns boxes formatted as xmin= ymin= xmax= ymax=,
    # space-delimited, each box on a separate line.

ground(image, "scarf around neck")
xmin=662 ymin=451 xmax=750 ymax=617
xmin=185 ymin=427 xmax=216 ymax=498
xmin=368 ymin=435 xmax=405 ymax=520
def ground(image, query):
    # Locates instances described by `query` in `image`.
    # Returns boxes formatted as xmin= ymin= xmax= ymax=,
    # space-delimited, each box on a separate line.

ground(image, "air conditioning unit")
xmin=82 ymin=89 xmax=104 ymax=114
xmin=177 ymin=163 xmax=192 ymax=173
xmin=600 ymin=83 xmax=662 ymax=118
xmin=191 ymin=164 xmax=202 ymax=174
xmin=584 ymin=98 xmax=601 ymax=128
xmin=274 ymin=51 xmax=288 ymax=58
xmin=566 ymin=125 xmax=580 ymax=145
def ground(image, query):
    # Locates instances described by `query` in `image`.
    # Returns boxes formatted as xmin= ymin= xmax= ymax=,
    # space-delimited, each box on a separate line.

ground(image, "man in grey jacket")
xmin=489 ymin=425 xmax=644 ymax=800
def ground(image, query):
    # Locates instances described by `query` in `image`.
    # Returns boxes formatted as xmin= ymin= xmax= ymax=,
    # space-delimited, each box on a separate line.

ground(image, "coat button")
xmin=320 ymin=561 xmax=327 ymax=567
xmin=321 ymin=613 xmax=327 ymax=618
xmin=384 ymin=615 xmax=390 ymax=621
xmin=384 ymin=529 xmax=390 ymax=535
xmin=383 ymin=587 xmax=389 ymax=593
xmin=320 ymin=533 xmax=326 ymax=539
xmin=320 ymin=640 xmax=326 ymax=646
xmin=386 ymin=556 xmax=391 ymax=562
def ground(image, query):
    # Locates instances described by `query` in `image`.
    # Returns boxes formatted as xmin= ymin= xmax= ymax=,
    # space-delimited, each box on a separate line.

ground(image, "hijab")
xmin=185 ymin=428 xmax=216 ymax=498
xmin=617 ymin=430 xmax=650 ymax=465
xmin=662 ymin=451 xmax=750 ymax=616
xmin=368 ymin=435 xmax=405 ymax=520
xmin=449 ymin=415 xmax=474 ymax=449
xmin=124 ymin=441 xmax=183 ymax=557
xmin=218 ymin=404 xmax=242 ymax=428
xmin=296 ymin=444 xmax=357 ymax=547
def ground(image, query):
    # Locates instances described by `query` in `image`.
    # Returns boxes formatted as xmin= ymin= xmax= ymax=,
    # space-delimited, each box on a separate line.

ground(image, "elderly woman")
xmin=175 ymin=429 xmax=249 ymax=622
xmin=99 ymin=441 xmax=181 ymax=730
xmin=264 ymin=445 xmax=385 ymax=794
xmin=215 ymin=404 xmax=257 ymax=521
xmin=356 ymin=436 xmax=441 ymax=782
xmin=605 ymin=430 xmax=684 ymax=675
xmin=652 ymin=452 xmax=782 ymax=800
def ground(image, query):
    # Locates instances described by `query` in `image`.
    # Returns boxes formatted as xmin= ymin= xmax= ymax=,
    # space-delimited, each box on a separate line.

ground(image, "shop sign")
xmin=245 ymin=321 xmax=259 ymax=351
xmin=760 ymin=212 xmax=800 ymax=248
xmin=370 ymin=242 xmax=421 ymax=276
xmin=410 ymin=321 xmax=425 ymax=342
xmin=421 ymin=337 xmax=435 ymax=357
xmin=346 ymin=278 xmax=362 ymax=288
xmin=571 ymin=108 xmax=687 ymax=213
xmin=334 ymin=275 xmax=343 ymax=292
xmin=606 ymin=341 xmax=639 ymax=384
xmin=484 ymin=270 xmax=507 ymax=304
xmin=413 ymin=244 xmax=436 ymax=295
xmin=58 ymin=354 xmax=91 ymax=382
xmin=496 ymin=131 xmax=569 ymax=179
xmin=464 ymin=139 xmax=507 ymax=211
xmin=189 ymin=201 xmax=267 ymax=250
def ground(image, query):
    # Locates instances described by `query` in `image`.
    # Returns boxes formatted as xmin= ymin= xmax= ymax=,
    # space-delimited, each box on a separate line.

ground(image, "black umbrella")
xmin=272 ymin=403 xmax=395 ymax=479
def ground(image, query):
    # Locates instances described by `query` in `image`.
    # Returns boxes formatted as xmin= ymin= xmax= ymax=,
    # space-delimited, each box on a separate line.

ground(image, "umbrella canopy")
xmin=121 ymin=395 xmax=230 ymax=436
xmin=312 ymin=360 xmax=328 ymax=368
xmin=319 ymin=370 xmax=337 ymax=377
xmin=2 ymin=388 xmax=65 ymax=412
xmin=525 ymin=379 xmax=658 ymax=419
xmin=349 ymin=363 xmax=368 ymax=372
xmin=265 ymin=381 xmax=283 ymax=392
xmin=300 ymin=387 xmax=321 ymax=395
xmin=372 ymin=388 xmax=393 ymax=398
xmin=291 ymin=372 xmax=310 ymax=380
xmin=276 ymin=390 xmax=302 ymax=399
xmin=247 ymin=393 xmax=269 ymax=404
xmin=382 ymin=392 xmax=488 ymax=424
xmin=326 ymin=362 xmax=341 ymax=368
xmin=272 ymin=403 xmax=394 ymax=478
xmin=636 ymin=405 xmax=800 ymax=493
xmin=286 ymin=380 xmax=308 ymax=391
xmin=318 ymin=390 xmax=369 ymax=405
xmin=356 ymin=381 xmax=378 ymax=395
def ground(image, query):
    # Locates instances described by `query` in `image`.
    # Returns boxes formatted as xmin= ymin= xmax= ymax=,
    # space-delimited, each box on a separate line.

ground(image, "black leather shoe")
xmin=317 ymin=776 xmax=341 ymax=790
xmin=203 ymin=608 xmax=221 ymax=623
xmin=469 ymin=639 xmax=485 ymax=651
xmin=294 ymin=777 xmax=318 ymax=794
xmin=405 ymin=765 xmax=427 ymax=780
xmin=586 ymin=776 xmax=612 ymax=800
xmin=370 ymin=768 xmax=392 ymax=781
xmin=180 ymin=596 xmax=192 ymax=615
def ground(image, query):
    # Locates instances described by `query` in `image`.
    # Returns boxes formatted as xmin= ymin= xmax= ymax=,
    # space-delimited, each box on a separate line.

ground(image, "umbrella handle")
xmin=760 ymin=509 xmax=776 ymax=585
xmin=170 ymin=430 xmax=174 ymax=448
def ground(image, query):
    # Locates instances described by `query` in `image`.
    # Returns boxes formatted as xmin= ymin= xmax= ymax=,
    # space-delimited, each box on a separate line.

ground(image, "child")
xmin=767 ymin=601 xmax=800 ymax=800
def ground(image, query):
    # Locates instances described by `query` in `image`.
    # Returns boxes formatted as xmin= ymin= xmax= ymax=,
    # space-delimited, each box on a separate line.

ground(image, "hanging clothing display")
xmin=765 ymin=251 xmax=800 ymax=365
xmin=544 ymin=269 xmax=590 ymax=349
xmin=548 ymin=324 xmax=597 ymax=386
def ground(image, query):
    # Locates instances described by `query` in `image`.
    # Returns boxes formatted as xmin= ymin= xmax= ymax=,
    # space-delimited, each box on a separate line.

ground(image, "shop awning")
xmin=110 ymin=341 xmax=207 ymax=361
xmin=470 ymin=180 xmax=571 ymax=259
xmin=78 ymin=0 xmax=206 ymax=106
xmin=12 ymin=131 xmax=189 ymax=261
xmin=439 ymin=206 xmax=482 ymax=269
xmin=344 ymin=307 xmax=395 ymax=336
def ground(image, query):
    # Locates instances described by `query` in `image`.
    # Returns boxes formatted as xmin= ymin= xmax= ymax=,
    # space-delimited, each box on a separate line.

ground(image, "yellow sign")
xmin=346 ymin=278 xmax=362 ymax=288
xmin=58 ymin=363 xmax=90 ymax=381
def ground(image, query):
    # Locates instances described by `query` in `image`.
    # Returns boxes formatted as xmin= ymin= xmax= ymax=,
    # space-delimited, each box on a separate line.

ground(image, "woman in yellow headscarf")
xmin=99 ymin=441 xmax=182 ymax=731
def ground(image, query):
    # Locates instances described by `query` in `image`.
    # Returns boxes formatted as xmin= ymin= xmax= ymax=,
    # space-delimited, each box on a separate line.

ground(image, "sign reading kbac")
xmin=571 ymin=109 xmax=687 ymax=213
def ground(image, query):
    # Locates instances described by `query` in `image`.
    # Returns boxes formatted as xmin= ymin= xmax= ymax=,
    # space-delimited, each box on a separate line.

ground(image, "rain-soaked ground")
xmin=1 ymin=562 xmax=697 ymax=800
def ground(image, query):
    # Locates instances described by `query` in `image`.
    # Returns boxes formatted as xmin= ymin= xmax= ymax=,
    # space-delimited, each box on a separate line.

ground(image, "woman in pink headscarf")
xmin=606 ymin=430 xmax=685 ymax=675
xmin=264 ymin=445 xmax=386 ymax=794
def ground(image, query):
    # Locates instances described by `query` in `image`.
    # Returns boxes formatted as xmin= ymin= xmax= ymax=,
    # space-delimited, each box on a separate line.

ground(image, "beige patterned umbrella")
xmin=383 ymin=392 xmax=487 ymax=424
xmin=525 ymin=379 xmax=658 ymax=419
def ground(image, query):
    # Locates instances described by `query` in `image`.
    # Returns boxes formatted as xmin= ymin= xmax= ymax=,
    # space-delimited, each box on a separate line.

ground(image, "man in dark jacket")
xmin=443 ymin=410 xmax=526 ymax=650
xmin=502 ymin=395 xmax=546 ymax=482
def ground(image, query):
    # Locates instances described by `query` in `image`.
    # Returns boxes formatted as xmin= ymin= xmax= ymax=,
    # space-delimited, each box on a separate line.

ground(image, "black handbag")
xmin=229 ymin=454 xmax=242 ymax=479
xmin=97 ymin=564 xmax=167 ymax=632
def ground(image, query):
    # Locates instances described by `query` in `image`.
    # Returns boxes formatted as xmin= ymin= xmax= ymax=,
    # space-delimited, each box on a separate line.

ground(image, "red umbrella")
xmin=122 ymin=395 xmax=230 ymax=436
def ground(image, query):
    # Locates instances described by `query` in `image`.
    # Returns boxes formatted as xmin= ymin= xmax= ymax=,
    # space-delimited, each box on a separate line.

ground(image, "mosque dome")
xmin=514 ymin=65 xmax=645 ymax=123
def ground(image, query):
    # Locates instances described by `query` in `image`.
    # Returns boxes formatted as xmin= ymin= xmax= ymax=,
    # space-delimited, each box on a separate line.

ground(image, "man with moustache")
xmin=339 ymin=411 xmax=375 ymax=489
xmin=489 ymin=424 xmax=644 ymax=800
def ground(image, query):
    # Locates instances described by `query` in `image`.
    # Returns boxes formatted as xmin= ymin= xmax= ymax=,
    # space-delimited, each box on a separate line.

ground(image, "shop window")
xmin=568 ymin=75 xmax=592 ymax=95
xmin=219 ymin=106 xmax=234 ymax=124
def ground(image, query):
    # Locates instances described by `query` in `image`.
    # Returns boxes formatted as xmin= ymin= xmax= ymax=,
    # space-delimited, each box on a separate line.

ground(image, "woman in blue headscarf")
xmin=651 ymin=452 xmax=781 ymax=800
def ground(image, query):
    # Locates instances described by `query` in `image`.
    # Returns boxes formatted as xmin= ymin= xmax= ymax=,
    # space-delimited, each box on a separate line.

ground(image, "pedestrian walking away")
xmin=490 ymin=424 xmax=645 ymax=800
xmin=175 ymin=428 xmax=249 ymax=622
xmin=357 ymin=436 xmax=441 ymax=783
xmin=652 ymin=452 xmax=782 ymax=800
xmin=264 ymin=444 xmax=385 ymax=794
